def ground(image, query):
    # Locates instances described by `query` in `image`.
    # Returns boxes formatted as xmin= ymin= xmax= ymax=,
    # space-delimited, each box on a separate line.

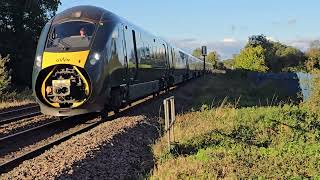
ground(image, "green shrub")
xmin=0 ymin=55 xmax=11 ymax=95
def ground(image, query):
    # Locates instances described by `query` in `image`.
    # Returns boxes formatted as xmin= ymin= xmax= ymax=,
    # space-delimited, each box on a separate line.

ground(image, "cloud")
xmin=168 ymin=38 xmax=245 ymax=60
xmin=176 ymin=38 xmax=198 ymax=43
xmin=266 ymin=36 xmax=277 ymax=41
xmin=286 ymin=39 xmax=312 ymax=51
xmin=222 ymin=38 xmax=236 ymax=43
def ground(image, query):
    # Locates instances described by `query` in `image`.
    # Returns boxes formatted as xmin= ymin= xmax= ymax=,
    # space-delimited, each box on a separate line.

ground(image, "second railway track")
xmin=0 ymin=104 xmax=41 ymax=125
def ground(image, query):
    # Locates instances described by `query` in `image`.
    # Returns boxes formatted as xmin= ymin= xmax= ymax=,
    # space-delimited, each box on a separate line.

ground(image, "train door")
xmin=123 ymin=25 xmax=138 ymax=84
xmin=132 ymin=30 xmax=139 ymax=79
xmin=171 ymin=48 xmax=175 ymax=68
xmin=163 ymin=44 xmax=169 ymax=68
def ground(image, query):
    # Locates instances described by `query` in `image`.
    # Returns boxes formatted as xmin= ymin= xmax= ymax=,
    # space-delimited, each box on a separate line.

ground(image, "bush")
xmin=303 ymin=70 xmax=320 ymax=113
xmin=234 ymin=46 xmax=269 ymax=72
xmin=0 ymin=55 xmax=11 ymax=95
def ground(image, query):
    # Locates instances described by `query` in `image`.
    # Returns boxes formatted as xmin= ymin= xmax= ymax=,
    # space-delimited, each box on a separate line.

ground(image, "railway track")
xmin=0 ymin=85 xmax=180 ymax=174
xmin=0 ymin=105 xmax=41 ymax=125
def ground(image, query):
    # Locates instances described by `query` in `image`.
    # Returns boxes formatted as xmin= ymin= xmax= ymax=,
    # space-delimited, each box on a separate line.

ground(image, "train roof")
xmin=52 ymin=5 xmax=210 ymax=65
xmin=52 ymin=5 xmax=119 ymax=24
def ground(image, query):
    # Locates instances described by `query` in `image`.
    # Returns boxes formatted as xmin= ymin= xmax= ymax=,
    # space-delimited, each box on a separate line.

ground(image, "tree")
xmin=223 ymin=59 xmax=235 ymax=69
xmin=0 ymin=0 xmax=61 ymax=87
xmin=272 ymin=42 xmax=305 ymax=71
xmin=0 ymin=55 xmax=11 ymax=94
xmin=234 ymin=46 xmax=268 ymax=72
xmin=305 ymin=48 xmax=320 ymax=71
xmin=246 ymin=34 xmax=272 ymax=50
xmin=207 ymin=51 xmax=219 ymax=66
xmin=302 ymin=41 xmax=320 ymax=71
xmin=245 ymin=34 xmax=305 ymax=72
xmin=192 ymin=48 xmax=202 ymax=59
xmin=246 ymin=34 xmax=276 ymax=71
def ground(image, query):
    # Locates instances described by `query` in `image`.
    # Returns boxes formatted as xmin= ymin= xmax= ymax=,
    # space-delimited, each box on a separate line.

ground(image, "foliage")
xmin=305 ymin=45 xmax=320 ymax=71
xmin=247 ymin=34 xmax=272 ymax=50
xmin=192 ymin=47 xmax=220 ymax=65
xmin=244 ymin=34 xmax=305 ymax=72
xmin=0 ymin=0 xmax=61 ymax=86
xmin=216 ymin=62 xmax=226 ymax=70
xmin=206 ymin=51 xmax=219 ymax=66
xmin=272 ymin=42 xmax=305 ymax=72
xmin=0 ymin=55 xmax=11 ymax=95
xmin=192 ymin=48 xmax=202 ymax=59
xmin=303 ymin=70 xmax=320 ymax=112
xmin=234 ymin=46 xmax=268 ymax=72
xmin=223 ymin=59 xmax=235 ymax=69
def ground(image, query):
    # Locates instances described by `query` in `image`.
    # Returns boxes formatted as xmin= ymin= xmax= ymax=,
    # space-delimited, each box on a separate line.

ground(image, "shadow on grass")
xmin=190 ymin=70 xmax=303 ymax=111
xmin=168 ymin=127 xmax=273 ymax=158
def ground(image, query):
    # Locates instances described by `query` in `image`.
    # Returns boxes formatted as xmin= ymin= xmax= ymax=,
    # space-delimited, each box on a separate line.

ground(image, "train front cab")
xmin=32 ymin=6 xmax=118 ymax=116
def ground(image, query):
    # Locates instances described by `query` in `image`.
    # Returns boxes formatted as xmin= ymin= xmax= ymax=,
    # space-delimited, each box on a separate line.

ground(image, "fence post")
xmin=163 ymin=96 xmax=176 ymax=151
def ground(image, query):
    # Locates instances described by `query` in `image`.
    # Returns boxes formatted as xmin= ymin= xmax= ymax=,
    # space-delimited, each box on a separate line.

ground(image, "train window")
xmin=46 ymin=21 xmax=96 ymax=50
xmin=110 ymin=27 xmax=119 ymax=53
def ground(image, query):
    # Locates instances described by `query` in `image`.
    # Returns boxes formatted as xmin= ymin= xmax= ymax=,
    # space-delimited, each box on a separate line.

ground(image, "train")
xmin=32 ymin=5 xmax=214 ymax=116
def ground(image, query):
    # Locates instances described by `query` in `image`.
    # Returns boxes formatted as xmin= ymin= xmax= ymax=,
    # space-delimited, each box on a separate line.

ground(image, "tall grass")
xmin=151 ymin=104 xmax=320 ymax=179
xmin=150 ymin=73 xmax=320 ymax=179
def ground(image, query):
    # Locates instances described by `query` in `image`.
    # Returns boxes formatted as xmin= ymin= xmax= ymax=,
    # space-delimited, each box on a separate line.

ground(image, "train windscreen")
xmin=46 ymin=21 xmax=96 ymax=51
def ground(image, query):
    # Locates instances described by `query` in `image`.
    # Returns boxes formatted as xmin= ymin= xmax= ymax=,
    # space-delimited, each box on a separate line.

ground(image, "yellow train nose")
xmin=42 ymin=50 xmax=90 ymax=69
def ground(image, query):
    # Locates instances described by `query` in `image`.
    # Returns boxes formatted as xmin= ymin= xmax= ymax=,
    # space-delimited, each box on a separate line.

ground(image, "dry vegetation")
xmin=0 ymin=89 xmax=34 ymax=110
xmin=151 ymin=73 xmax=320 ymax=179
xmin=0 ymin=55 xmax=34 ymax=110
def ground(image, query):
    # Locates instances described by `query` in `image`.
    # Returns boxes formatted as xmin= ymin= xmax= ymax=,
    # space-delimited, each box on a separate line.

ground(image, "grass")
xmin=188 ymin=73 xmax=300 ymax=111
xmin=151 ymin=105 xmax=320 ymax=179
xmin=150 ymin=72 xmax=320 ymax=179
xmin=0 ymin=88 xmax=35 ymax=110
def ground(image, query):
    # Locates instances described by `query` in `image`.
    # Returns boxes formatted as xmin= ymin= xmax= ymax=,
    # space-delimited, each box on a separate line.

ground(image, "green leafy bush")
xmin=234 ymin=46 xmax=269 ymax=72
xmin=0 ymin=55 xmax=11 ymax=95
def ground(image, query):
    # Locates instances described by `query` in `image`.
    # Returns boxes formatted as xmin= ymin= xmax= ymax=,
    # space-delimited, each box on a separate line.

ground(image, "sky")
xmin=58 ymin=0 xmax=320 ymax=59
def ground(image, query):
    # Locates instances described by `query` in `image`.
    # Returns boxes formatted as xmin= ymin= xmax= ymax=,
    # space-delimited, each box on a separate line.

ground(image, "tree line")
xmin=223 ymin=34 xmax=319 ymax=73
xmin=0 ymin=0 xmax=61 ymax=90
xmin=192 ymin=48 xmax=221 ymax=67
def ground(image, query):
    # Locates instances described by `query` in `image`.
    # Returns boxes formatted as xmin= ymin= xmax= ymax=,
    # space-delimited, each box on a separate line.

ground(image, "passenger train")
xmin=32 ymin=5 xmax=214 ymax=116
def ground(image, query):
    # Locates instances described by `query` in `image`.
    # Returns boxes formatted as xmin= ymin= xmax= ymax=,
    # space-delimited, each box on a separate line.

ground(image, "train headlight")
xmin=89 ymin=53 xmax=101 ymax=65
xmin=35 ymin=55 xmax=42 ymax=67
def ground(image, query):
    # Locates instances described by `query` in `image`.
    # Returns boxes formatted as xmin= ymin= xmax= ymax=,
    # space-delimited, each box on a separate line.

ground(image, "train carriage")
xmin=32 ymin=5 xmax=210 ymax=116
